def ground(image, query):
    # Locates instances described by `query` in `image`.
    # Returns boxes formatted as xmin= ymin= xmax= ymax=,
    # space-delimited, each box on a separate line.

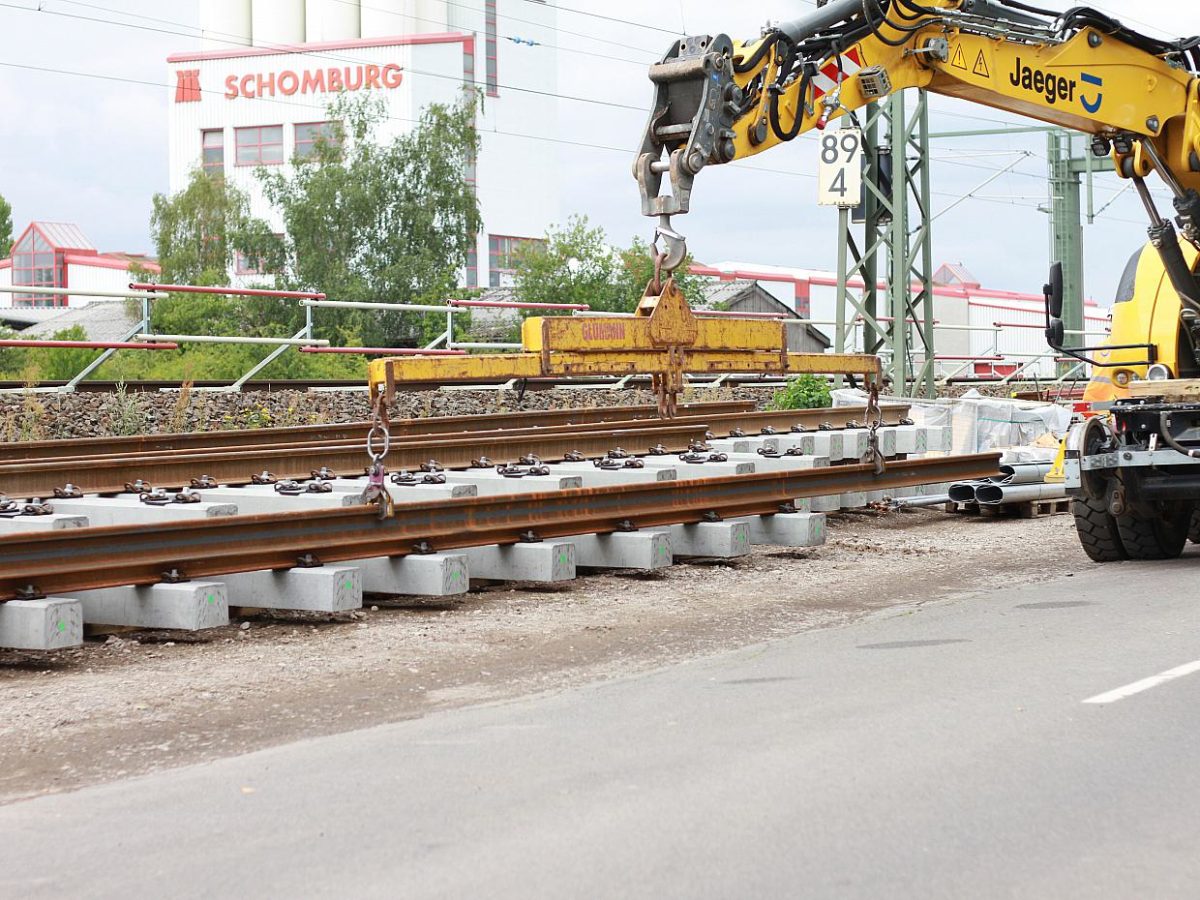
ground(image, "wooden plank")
xmin=1128 ymin=378 xmax=1200 ymax=401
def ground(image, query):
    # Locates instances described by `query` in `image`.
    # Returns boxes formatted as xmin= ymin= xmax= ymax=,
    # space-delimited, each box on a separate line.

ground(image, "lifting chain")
xmin=359 ymin=389 xmax=395 ymax=519
xmin=864 ymin=382 xmax=886 ymax=476
xmin=649 ymin=250 xmax=669 ymax=297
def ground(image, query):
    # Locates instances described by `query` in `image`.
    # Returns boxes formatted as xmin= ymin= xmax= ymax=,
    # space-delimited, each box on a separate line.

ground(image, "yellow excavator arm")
xmin=636 ymin=0 xmax=1200 ymax=266
xmin=635 ymin=0 xmax=1200 ymax=380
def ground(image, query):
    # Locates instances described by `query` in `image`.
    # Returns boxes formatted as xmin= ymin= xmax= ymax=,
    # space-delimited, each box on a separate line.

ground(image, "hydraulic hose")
xmin=734 ymin=32 xmax=783 ymax=74
xmin=768 ymin=68 xmax=814 ymax=143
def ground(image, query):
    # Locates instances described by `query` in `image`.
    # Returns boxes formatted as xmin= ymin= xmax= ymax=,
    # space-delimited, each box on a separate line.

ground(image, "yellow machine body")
xmin=1082 ymin=241 xmax=1200 ymax=405
xmin=723 ymin=4 xmax=1200 ymax=189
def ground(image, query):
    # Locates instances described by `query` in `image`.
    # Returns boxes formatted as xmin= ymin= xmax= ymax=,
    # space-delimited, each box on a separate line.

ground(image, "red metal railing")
xmin=0 ymin=339 xmax=180 ymax=351
xmin=299 ymin=347 xmax=469 ymax=356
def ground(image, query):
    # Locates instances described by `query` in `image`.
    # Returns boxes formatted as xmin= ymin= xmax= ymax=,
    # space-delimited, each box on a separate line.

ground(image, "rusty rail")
xmin=0 ymin=402 xmax=754 ymax=463
xmin=0 ymin=454 xmax=1001 ymax=601
xmin=0 ymin=403 xmax=908 ymax=465
xmin=0 ymin=425 xmax=715 ymax=497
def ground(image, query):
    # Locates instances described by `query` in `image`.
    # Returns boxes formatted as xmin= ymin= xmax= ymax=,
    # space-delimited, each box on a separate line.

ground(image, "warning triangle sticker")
xmin=951 ymin=45 xmax=968 ymax=70
xmin=973 ymin=50 xmax=991 ymax=78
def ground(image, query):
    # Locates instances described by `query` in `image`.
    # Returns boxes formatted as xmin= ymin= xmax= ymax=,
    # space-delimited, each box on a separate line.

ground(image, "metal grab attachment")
xmin=863 ymin=382 xmax=886 ymax=476
xmin=359 ymin=389 xmax=395 ymax=519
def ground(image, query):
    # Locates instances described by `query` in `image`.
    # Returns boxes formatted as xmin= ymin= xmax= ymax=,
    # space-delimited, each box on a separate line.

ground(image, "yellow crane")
xmin=631 ymin=0 xmax=1200 ymax=561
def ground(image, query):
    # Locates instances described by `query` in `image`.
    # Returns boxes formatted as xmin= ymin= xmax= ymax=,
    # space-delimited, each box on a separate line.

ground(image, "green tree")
xmin=0 ymin=191 xmax=12 ymax=256
xmin=149 ymin=170 xmax=281 ymax=287
xmin=513 ymin=218 xmax=707 ymax=316
xmin=512 ymin=216 xmax=624 ymax=312
xmin=259 ymin=93 xmax=482 ymax=347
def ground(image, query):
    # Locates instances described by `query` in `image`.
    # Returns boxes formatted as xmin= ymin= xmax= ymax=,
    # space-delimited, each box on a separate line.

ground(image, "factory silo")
xmin=200 ymin=0 xmax=253 ymax=51
xmin=360 ymin=0 xmax=450 ymax=38
xmin=359 ymin=0 xmax=407 ymax=38
xmin=252 ymin=0 xmax=307 ymax=46
xmin=414 ymin=0 xmax=449 ymax=33
xmin=305 ymin=0 xmax=361 ymax=43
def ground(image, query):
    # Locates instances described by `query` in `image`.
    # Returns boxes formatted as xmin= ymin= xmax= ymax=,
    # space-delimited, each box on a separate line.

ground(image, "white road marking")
xmin=1083 ymin=660 xmax=1200 ymax=705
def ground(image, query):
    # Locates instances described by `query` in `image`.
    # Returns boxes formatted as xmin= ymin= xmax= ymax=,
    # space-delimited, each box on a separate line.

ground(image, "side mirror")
xmin=1046 ymin=317 xmax=1065 ymax=349
xmin=1045 ymin=261 xmax=1064 ymax=321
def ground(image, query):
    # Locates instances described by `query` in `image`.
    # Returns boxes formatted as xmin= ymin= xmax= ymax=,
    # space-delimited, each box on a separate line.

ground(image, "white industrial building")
xmin=168 ymin=0 xmax=561 ymax=288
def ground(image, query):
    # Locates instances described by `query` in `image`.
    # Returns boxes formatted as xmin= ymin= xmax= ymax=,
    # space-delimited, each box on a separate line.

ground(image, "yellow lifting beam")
xmin=369 ymin=279 xmax=881 ymax=416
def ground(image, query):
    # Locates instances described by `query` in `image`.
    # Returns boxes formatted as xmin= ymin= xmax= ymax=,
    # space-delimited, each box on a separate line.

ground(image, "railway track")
xmin=0 ymin=455 xmax=997 ymax=602
xmin=0 ymin=401 xmax=756 ymax=462
xmin=0 ymin=375 xmax=815 ymax=394
xmin=0 ymin=401 xmax=978 ymax=654
xmin=0 ymin=403 xmax=911 ymax=496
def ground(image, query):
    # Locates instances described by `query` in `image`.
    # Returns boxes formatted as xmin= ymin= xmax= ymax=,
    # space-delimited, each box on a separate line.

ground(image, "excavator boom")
xmin=636 ymin=0 xmax=1200 ymax=261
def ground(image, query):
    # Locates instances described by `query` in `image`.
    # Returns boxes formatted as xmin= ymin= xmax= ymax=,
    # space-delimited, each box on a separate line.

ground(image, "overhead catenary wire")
xmin=2 ymin=1 xmax=653 ymax=113
xmin=0 ymin=1 xmax=1168 ymax=243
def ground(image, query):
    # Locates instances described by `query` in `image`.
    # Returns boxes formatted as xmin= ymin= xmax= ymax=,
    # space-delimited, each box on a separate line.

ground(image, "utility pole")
xmin=834 ymin=91 xmax=935 ymax=399
xmin=1046 ymin=130 xmax=1093 ymax=339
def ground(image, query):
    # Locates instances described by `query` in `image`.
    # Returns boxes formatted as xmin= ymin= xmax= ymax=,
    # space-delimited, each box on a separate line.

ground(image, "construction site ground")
xmin=0 ymin=509 xmax=1083 ymax=806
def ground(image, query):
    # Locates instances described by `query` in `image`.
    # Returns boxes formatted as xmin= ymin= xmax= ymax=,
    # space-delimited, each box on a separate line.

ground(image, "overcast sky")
xmin=0 ymin=0 xmax=1195 ymax=303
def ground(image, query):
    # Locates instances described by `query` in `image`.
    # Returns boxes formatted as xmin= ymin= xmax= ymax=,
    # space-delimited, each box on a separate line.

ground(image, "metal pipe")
xmin=778 ymin=0 xmax=867 ymax=42
xmin=948 ymin=482 xmax=980 ymax=503
xmin=0 ymin=339 xmax=179 ymax=351
xmin=975 ymin=482 xmax=1066 ymax=505
xmin=694 ymin=310 xmax=790 ymax=319
xmin=0 ymin=284 xmax=166 ymax=300
xmin=134 ymin=334 xmax=329 ymax=347
xmin=995 ymin=462 xmax=1054 ymax=484
xmin=300 ymin=347 xmax=468 ymax=356
xmin=889 ymin=493 xmax=952 ymax=509
xmin=301 ymin=299 xmax=461 ymax=313
xmin=129 ymin=282 xmax=325 ymax=300
xmin=450 ymin=299 xmax=591 ymax=311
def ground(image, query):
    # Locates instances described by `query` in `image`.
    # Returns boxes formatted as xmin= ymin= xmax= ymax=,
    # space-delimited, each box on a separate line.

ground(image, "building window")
xmin=235 ymin=125 xmax=284 ymax=166
xmin=488 ymin=234 xmax=543 ymax=288
xmin=201 ymin=129 xmax=224 ymax=177
xmin=294 ymin=122 xmax=341 ymax=161
xmin=485 ymin=0 xmax=498 ymax=97
xmin=235 ymin=236 xmax=284 ymax=276
xmin=12 ymin=229 xmax=66 ymax=307
xmin=465 ymin=245 xmax=479 ymax=288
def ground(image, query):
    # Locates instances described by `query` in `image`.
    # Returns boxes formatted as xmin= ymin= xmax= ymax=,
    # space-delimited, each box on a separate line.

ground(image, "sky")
xmin=0 ymin=0 xmax=1195 ymax=303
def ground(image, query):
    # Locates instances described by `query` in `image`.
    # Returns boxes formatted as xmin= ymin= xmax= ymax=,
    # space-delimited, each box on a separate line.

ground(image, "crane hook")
xmin=652 ymin=215 xmax=688 ymax=274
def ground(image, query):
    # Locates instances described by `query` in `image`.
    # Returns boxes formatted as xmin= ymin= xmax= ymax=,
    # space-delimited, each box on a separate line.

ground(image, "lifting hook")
xmin=652 ymin=215 xmax=688 ymax=275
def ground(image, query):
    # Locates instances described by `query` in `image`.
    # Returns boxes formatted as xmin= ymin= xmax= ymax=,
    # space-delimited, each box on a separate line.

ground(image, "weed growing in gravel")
xmin=166 ymin=382 xmax=193 ymax=434
xmin=111 ymin=383 xmax=145 ymax=436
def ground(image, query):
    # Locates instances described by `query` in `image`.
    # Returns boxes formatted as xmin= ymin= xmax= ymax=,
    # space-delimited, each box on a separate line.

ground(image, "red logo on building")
xmin=175 ymin=69 xmax=202 ymax=103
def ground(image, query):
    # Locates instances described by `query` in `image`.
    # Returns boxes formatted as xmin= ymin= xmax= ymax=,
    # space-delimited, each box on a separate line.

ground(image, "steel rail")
xmin=0 ymin=403 xmax=908 ymax=465
xmin=0 ymin=454 xmax=1001 ymax=601
xmin=0 ymin=425 xmax=716 ymax=497
xmin=0 ymin=403 xmax=756 ymax=462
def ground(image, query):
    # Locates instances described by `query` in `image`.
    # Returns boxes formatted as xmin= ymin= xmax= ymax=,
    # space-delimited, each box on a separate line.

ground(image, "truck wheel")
xmin=1190 ymin=507 xmax=1200 ymax=544
xmin=1115 ymin=503 xmax=1190 ymax=560
xmin=1071 ymin=494 xmax=1127 ymax=562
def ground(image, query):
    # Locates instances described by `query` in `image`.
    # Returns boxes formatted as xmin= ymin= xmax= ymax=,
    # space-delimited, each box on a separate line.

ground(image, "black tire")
xmin=1072 ymin=494 xmax=1128 ymax=563
xmin=1189 ymin=507 xmax=1200 ymax=544
xmin=1115 ymin=503 xmax=1190 ymax=561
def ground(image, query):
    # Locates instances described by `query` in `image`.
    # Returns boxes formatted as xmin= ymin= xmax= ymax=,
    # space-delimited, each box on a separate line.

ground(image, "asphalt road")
xmin=4 ymin=559 xmax=1200 ymax=899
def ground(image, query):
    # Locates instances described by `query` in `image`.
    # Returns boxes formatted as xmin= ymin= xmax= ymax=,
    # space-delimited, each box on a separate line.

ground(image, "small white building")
xmin=168 ymin=0 xmax=561 ymax=288
xmin=0 ymin=222 xmax=161 ymax=309
xmin=694 ymin=260 xmax=1112 ymax=380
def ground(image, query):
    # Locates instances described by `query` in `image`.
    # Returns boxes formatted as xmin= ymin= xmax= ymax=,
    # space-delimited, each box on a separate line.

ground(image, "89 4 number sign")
xmin=817 ymin=128 xmax=863 ymax=208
